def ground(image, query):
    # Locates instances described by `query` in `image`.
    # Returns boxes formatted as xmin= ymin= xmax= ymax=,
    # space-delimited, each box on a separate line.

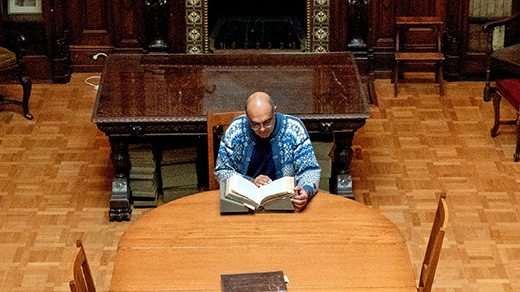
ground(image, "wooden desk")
xmin=110 ymin=191 xmax=416 ymax=292
xmin=92 ymin=53 xmax=371 ymax=220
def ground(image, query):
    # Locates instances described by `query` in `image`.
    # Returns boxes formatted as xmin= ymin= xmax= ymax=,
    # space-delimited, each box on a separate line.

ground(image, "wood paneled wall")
xmin=7 ymin=0 xmax=518 ymax=81
xmin=65 ymin=0 xmax=113 ymax=71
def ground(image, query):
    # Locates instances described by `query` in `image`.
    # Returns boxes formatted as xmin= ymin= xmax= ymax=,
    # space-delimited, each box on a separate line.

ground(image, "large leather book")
xmin=224 ymin=175 xmax=294 ymax=210
xmin=221 ymin=271 xmax=287 ymax=292
xmin=219 ymin=179 xmax=294 ymax=214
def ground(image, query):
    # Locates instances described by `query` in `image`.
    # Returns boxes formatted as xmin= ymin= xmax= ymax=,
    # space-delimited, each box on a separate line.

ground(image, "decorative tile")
xmin=315 ymin=0 xmax=329 ymax=6
xmin=188 ymin=29 xmax=201 ymax=41
xmin=314 ymin=28 xmax=328 ymax=40
xmin=315 ymin=11 xmax=329 ymax=23
xmin=186 ymin=0 xmax=200 ymax=6
xmin=314 ymin=45 xmax=328 ymax=52
xmin=188 ymin=45 xmax=203 ymax=54
xmin=187 ymin=11 xmax=201 ymax=24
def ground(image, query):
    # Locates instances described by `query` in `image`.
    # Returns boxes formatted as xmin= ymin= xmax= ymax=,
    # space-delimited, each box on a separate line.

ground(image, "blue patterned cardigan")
xmin=214 ymin=112 xmax=321 ymax=196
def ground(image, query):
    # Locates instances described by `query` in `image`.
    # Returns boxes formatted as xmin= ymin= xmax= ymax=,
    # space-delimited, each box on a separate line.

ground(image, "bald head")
xmin=246 ymin=92 xmax=274 ymax=111
xmin=246 ymin=92 xmax=277 ymax=138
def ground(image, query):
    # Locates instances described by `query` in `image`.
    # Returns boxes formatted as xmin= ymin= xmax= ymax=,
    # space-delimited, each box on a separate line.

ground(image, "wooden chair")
xmin=207 ymin=111 xmax=245 ymax=190
xmin=490 ymin=78 xmax=520 ymax=162
xmin=483 ymin=12 xmax=520 ymax=102
xmin=418 ymin=193 xmax=449 ymax=292
xmin=0 ymin=29 xmax=33 ymax=119
xmin=69 ymin=240 xmax=96 ymax=292
xmin=394 ymin=17 xmax=445 ymax=97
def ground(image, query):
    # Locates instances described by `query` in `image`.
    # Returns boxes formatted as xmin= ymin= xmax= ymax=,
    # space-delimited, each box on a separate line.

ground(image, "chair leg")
xmin=394 ymin=61 xmax=399 ymax=97
xmin=491 ymin=92 xmax=501 ymax=137
xmin=483 ymin=63 xmax=492 ymax=102
xmin=435 ymin=62 xmax=439 ymax=84
xmin=19 ymin=72 xmax=34 ymax=120
xmin=438 ymin=61 xmax=444 ymax=97
xmin=515 ymin=111 xmax=520 ymax=162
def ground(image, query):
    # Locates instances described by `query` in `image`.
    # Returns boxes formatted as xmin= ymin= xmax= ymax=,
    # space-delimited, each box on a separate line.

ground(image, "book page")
xmin=258 ymin=177 xmax=294 ymax=200
xmin=228 ymin=175 xmax=261 ymax=204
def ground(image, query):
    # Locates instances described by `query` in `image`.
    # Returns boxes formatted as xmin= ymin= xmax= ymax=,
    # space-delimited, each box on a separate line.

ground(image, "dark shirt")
xmin=246 ymin=137 xmax=277 ymax=180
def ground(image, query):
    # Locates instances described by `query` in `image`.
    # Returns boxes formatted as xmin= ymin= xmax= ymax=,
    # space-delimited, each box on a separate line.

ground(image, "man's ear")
xmin=274 ymin=105 xmax=278 ymax=112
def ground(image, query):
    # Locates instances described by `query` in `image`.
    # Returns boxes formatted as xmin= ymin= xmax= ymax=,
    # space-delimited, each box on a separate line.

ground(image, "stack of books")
xmin=160 ymin=147 xmax=199 ymax=202
xmin=128 ymin=145 xmax=160 ymax=207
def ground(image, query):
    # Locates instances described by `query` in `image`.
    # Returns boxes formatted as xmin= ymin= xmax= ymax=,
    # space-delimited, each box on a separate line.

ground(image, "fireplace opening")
xmin=208 ymin=1 xmax=307 ymax=52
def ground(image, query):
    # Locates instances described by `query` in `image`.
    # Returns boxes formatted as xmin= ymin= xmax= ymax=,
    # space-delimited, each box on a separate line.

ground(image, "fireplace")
xmin=208 ymin=0 xmax=306 ymax=51
xmin=185 ymin=0 xmax=331 ymax=54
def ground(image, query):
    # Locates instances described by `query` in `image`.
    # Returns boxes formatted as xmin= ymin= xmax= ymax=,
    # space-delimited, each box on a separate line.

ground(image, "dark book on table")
xmin=221 ymin=271 xmax=287 ymax=292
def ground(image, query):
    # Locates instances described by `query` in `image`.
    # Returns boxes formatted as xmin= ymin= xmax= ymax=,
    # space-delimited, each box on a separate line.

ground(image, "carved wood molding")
xmin=96 ymin=118 xmax=367 ymax=136
xmin=98 ymin=122 xmax=207 ymax=135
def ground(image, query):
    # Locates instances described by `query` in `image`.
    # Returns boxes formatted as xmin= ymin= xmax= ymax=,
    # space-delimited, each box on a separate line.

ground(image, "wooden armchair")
xmin=483 ymin=12 xmax=520 ymax=102
xmin=0 ymin=29 xmax=33 ymax=119
xmin=418 ymin=193 xmax=449 ymax=292
xmin=69 ymin=240 xmax=96 ymax=292
xmin=207 ymin=111 xmax=245 ymax=190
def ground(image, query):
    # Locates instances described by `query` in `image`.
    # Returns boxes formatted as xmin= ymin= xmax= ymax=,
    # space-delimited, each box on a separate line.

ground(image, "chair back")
xmin=418 ymin=193 xmax=449 ymax=292
xmin=69 ymin=240 xmax=96 ymax=292
xmin=393 ymin=16 xmax=446 ymax=97
xmin=395 ymin=17 xmax=444 ymax=55
xmin=207 ymin=111 xmax=245 ymax=190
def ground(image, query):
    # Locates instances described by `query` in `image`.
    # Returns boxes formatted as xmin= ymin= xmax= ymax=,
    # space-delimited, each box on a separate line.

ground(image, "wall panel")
xmin=66 ymin=0 xmax=112 ymax=72
xmin=5 ymin=0 xmax=501 ymax=81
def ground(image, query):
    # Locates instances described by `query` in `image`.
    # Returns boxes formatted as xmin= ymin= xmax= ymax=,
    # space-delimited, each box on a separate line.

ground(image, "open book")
xmin=224 ymin=175 xmax=295 ymax=210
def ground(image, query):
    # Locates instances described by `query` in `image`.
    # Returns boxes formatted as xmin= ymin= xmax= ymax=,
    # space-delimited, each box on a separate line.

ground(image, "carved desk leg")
xmin=331 ymin=131 xmax=355 ymax=199
xmin=109 ymin=137 xmax=132 ymax=221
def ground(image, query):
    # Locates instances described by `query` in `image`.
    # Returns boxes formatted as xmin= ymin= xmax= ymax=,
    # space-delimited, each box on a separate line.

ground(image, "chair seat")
xmin=491 ymin=44 xmax=520 ymax=71
xmin=496 ymin=79 xmax=520 ymax=110
xmin=395 ymin=52 xmax=445 ymax=61
xmin=0 ymin=46 xmax=16 ymax=69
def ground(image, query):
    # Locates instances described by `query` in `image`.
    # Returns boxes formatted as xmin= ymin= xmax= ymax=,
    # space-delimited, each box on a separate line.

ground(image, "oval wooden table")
xmin=110 ymin=191 xmax=417 ymax=291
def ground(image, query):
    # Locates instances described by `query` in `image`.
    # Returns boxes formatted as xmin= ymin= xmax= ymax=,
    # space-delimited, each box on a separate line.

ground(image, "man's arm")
xmin=214 ymin=119 xmax=253 ymax=184
xmin=291 ymin=140 xmax=320 ymax=211
xmin=292 ymin=126 xmax=321 ymax=198
xmin=282 ymin=118 xmax=321 ymax=211
xmin=291 ymin=186 xmax=310 ymax=212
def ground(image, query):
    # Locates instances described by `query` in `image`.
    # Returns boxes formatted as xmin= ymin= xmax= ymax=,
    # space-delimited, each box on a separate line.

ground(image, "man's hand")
xmin=252 ymin=175 xmax=272 ymax=187
xmin=291 ymin=186 xmax=309 ymax=212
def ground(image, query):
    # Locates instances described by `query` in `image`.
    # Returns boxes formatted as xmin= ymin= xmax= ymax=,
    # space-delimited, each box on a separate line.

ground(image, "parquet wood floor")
xmin=1 ymin=74 xmax=519 ymax=292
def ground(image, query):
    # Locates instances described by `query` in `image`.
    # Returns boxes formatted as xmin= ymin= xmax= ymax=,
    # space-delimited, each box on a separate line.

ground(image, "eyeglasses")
xmin=249 ymin=114 xmax=275 ymax=131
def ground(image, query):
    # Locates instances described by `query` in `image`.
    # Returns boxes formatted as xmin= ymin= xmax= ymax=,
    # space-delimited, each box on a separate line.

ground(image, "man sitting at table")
xmin=214 ymin=91 xmax=321 ymax=211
